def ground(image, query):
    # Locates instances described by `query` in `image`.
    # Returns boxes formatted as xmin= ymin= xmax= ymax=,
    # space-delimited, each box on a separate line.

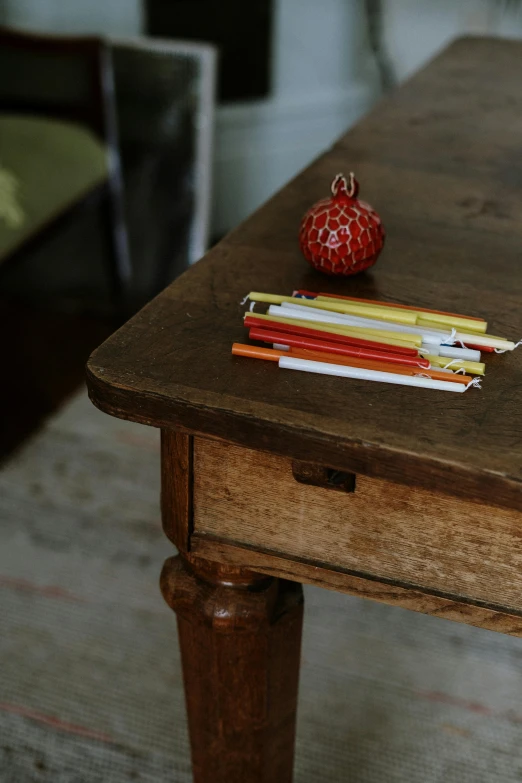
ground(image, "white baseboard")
xmin=211 ymin=81 xmax=380 ymax=237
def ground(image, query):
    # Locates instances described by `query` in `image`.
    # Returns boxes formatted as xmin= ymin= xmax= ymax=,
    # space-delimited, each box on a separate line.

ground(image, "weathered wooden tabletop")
xmin=87 ymin=37 xmax=522 ymax=511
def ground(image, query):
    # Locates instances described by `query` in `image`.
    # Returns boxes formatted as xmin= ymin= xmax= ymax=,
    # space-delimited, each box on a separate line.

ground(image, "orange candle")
xmin=231 ymin=344 xmax=471 ymax=385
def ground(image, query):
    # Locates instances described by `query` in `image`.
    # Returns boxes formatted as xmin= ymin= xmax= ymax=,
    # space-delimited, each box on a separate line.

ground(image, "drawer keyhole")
xmin=292 ymin=461 xmax=356 ymax=493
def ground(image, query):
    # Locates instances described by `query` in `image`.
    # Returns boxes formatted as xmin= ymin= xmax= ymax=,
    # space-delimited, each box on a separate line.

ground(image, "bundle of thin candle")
xmin=231 ymin=290 xmax=520 ymax=393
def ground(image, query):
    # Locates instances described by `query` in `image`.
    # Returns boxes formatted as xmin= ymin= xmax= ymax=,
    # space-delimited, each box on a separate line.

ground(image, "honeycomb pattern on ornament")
xmin=300 ymin=198 xmax=385 ymax=275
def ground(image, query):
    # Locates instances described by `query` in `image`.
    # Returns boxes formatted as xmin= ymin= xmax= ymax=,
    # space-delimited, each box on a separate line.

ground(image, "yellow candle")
xmin=317 ymin=296 xmax=488 ymax=334
xmin=343 ymin=326 xmax=422 ymax=347
xmin=417 ymin=315 xmax=487 ymax=333
xmin=425 ymin=355 xmax=485 ymax=375
xmin=248 ymin=292 xmax=418 ymax=325
xmin=244 ymin=312 xmax=422 ymax=348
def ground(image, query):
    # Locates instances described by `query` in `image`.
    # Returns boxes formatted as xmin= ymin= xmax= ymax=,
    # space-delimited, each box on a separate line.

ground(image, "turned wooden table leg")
xmin=161 ymin=554 xmax=304 ymax=783
xmin=160 ymin=431 xmax=304 ymax=782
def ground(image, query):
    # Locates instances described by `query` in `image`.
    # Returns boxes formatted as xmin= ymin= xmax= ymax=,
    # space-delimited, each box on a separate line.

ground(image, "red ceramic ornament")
xmin=299 ymin=172 xmax=385 ymax=275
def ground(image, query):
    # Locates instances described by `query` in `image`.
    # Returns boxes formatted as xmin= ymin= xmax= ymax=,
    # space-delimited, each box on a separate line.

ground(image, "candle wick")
xmin=496 ymin=339 xmax=522 ymax=353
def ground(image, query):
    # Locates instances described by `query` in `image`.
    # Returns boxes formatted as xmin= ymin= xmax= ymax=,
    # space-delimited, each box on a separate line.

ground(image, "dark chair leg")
xmin=102 ymin=176 xmax=132 ymax=323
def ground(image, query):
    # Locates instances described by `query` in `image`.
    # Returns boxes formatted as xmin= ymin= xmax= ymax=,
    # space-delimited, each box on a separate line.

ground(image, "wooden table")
xmin=86 ymin=38 xmax=522 ymax=783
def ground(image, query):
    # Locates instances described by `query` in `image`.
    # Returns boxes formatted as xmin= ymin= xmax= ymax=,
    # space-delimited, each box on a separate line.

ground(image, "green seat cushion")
xmin=0 ymin=114 xmax=107 ymax=261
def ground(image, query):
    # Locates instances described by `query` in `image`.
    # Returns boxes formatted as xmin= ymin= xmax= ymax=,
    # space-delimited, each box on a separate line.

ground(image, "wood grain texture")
xmin=192 ymin=438 xmax=522 ymax=617
xmin=161 ymin=554 xmax=303 ymax=783
xmin=190 ymin=536 xmax=522 ymax=638
xmin=161 ymin=429 xmax=193 ymax=551
xmin=87 ymin=37 xmax=522 ymax=510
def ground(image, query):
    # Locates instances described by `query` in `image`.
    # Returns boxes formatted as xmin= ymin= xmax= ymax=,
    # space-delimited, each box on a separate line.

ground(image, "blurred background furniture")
xmin=112 ymin=36 xmax=215 ymax=300
xmin=0 ymin=27 xmax=216 ymax=315
xmin=0 ymin=26 xmax=216 ymax=458
xmin=0 ymin=26 xmax=132 ymax=315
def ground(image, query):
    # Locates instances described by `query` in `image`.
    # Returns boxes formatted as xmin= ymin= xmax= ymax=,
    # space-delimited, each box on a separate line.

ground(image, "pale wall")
xmin=1 ymin=0 xmax=143 ymax=35
xmin=3 ymin=0 xmax=522 ymax=237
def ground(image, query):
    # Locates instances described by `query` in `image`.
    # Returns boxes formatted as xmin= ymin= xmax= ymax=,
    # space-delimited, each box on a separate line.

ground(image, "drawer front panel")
xmin=193 ymin=438 xmax=522 ymax=612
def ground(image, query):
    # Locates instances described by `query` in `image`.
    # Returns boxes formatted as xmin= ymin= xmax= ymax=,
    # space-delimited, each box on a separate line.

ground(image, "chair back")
xmin=0 ymin=26 xmax=131 ymax=298
xmin=0 ymin=26 xmax=115 ymax=144
xmin=110 ymin=37 xmax=216 ymax=293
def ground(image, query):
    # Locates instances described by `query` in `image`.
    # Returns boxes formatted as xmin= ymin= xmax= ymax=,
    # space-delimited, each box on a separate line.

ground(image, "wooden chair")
xmin=0 ymin=26 xmax=131 ymax=314
xmin=110 ymin=36 xmax=216 ymax=300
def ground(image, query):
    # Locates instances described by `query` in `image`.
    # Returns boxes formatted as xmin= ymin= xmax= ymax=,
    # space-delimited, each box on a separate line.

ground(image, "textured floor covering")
xmin=2 ymin=391 xmax=522 ymax=782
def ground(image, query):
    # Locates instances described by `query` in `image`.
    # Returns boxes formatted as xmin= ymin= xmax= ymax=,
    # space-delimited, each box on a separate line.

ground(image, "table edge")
xmin=86 ymin=361 xmax=522 ymax=514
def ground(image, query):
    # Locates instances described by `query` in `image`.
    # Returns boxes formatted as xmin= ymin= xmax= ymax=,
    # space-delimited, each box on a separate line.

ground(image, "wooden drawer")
xmin=192 ymin=437 xmax=522 ymax=619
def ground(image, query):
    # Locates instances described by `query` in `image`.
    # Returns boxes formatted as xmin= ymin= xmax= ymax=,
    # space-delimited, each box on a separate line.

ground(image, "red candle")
xmin=248 ymin=327 xmax=430 ymax=368
xmin=244 ymin=315 xmax=418 ymax=356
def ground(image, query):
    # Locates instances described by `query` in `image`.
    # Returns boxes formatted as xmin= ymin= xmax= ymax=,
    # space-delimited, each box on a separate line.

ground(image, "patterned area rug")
xmin=2 ymin=390 xmax=522 ymax=782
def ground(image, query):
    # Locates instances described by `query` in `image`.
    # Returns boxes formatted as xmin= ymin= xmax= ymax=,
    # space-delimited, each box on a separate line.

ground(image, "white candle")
xmin=453 ymin=332 xmax=516 ymax=350
xmin=438 ymin=346 xmax=481 ymax=362
xmin=269 ymin=304 xmax=448 ymax=345
xmin=284 ymin=302 xmax=448 ymax=333
xmin=278 ymin=356 xmax=469 ymax=392
xmin=268 ymin=303 xmax=352 ymax=326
